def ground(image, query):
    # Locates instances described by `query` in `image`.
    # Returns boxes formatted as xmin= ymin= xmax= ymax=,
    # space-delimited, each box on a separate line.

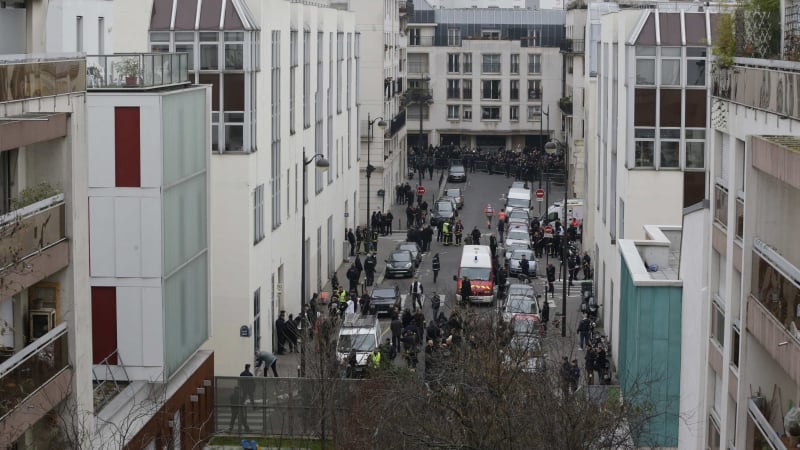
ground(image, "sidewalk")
xmin=274 ymin=175 xmax=446 ymax=377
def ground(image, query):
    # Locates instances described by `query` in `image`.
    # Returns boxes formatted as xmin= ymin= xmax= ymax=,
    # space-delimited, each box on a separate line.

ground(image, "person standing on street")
xmin=430 ymin=292 xmax=441 ymax=320
xmin=546 ymin=263 xmax=556 ymax=298
xmin=489 ymin=234 xmax=498 ymax=259
xmin=432 ymin=253 xmax=441 ymax=283
xmin=254 ymin=350 xmax=279 ymax=377
xmin=582 ymin=251 xmax=593 ymax=280
xmin=347 ymin=228 xmax=356 ymax=256
xmin=239 ymin=364 xmax=255 ymax=406
xmin=460 ymin=276 xmax=472 ymax=305
xmin=577 ymin=313 xmax=592 ymax=350
xmin=364 ymin=253 xmax=377 ymax=286
xmin=390 ymin=315 xmax=403 ymax=357
xmin=227 ymin=386 xmax=250 ymax=433
xmin=275 ymin=311 xmax=287 ymax=354
xmin=540 ymin=297 xmax=550 ymax=334
xmin=471 ymin=226 xmax=482 ymax=246
xmin=410 ymin=278 xmax=424 ymax=312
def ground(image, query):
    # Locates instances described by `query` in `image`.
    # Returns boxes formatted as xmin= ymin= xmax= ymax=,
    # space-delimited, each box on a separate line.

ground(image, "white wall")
xmin=45 ymin=0 xmax=114 ymax=54
xmin=112 ymin=0 xmax=152 ymax=52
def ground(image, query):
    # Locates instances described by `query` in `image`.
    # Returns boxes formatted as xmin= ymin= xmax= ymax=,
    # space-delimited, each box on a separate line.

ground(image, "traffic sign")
xmin=417 ymin=186 xmax=426 ymax=196
xmin=544 ymin=225 xmax=553 ymax=234
xmin=535 ymin=188 xmax=545 ymax=201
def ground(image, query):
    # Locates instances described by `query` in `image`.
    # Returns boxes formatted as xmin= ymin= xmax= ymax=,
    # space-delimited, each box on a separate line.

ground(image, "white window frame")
xmin=254 ymin=184 xmax=265 ymax=244
xmin=447 ymin=104 xmax=460 ymax=120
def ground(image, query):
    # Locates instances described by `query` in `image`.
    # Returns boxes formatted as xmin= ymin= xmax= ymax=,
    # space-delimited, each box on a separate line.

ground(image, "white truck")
xmin=545 ymin=199 xmax=585 ymax=226
xmin=336 ymin=314 xmax=382 ymax=376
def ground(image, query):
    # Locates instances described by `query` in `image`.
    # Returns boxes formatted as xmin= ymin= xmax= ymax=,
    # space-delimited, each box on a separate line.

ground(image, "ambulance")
xmin=455 ymin=245 xmax=496 ymax=304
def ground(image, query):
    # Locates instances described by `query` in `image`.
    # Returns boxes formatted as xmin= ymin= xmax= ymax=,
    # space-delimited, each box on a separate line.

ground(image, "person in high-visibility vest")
xmin=484 ymin=204 xmax=494 ymax=229
xmin=442 ymin=220 xmax=451 ymax=246
xmin=497 ymin=210 xmax=507 ymax=240
xmin=369 ymin=347 xmax=382 ymax=370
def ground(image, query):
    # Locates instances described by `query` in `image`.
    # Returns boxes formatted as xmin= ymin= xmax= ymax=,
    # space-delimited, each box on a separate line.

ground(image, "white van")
xmin=455 ymin=245 xmax=496 ymax=304
xmin=546 ymin=199 xmax=585 ymax=225
xmin=337 ymin=314 xmax=382 ymax=375
xmin=505 ymin=188 xmax=532 ymax=214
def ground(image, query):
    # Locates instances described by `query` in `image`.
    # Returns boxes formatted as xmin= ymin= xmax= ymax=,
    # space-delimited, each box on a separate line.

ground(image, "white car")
xmin=504 ymin=225 xmax=531 ymax=249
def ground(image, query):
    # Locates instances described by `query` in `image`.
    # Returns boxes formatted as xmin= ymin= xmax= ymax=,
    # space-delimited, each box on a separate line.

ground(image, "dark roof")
xmin=150 ymin=0 xmax=257 ymax=31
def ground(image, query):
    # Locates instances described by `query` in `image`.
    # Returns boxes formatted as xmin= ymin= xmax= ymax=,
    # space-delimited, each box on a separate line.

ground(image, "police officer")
xmin=432 ymin=253 xmax=441 ymax=283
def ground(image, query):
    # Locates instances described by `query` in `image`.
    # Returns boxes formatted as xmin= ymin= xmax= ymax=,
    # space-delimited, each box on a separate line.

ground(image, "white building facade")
xmin=139 ymin=0 xmax=360 ymax=375
xmin=407 ymin=1 xmax=565 ymax=151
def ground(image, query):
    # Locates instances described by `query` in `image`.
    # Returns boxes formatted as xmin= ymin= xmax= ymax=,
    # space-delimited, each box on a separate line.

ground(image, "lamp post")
xmin=366 ymin=113 xmax=386 ymax=227
xmin=300 ymin=147 xmax=329 ymax=377
xmin=545 ymin=139 xmax=568 ymax=337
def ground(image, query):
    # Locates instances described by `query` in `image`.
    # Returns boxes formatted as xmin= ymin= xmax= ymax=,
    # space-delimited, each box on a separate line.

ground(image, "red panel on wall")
xmin=91 ymin=286 xmax=118 ymax=364
xmin=114 ymin=107 xmax=141 ymax=187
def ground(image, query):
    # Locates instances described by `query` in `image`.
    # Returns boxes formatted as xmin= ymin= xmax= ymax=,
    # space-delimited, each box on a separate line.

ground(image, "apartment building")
xmin=139 ymin=0 xmax=359 ymax=375
xmin=406 ymin=0 xmax=565 ymax=151
xmin=562 ymin=6 xmax=587 ymax=199
xmin=349 ymin=0 xmax=409 ymax=224
xmin=584 ymin=5 xmax=713 ymax=372
xmin=701 ymin=31 xmax=800 ymax=448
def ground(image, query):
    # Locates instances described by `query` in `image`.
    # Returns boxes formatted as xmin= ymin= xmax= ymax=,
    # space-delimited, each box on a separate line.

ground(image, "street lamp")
xmin=301 ymin=147 xmax=329 ymax=377
xmin=366 ymin=113 xmax=386 ymax=227
xmin=545 ymin=139 xmax=567 ymax=337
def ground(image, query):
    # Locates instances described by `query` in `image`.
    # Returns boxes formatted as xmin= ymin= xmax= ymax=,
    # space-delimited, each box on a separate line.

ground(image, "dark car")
xmin=430 ymin=200 xmax=456 ymax=226
xmin=396 ymin=241 xmax=422 ymax=267
xmin=385 ymin=250 xmax=415 ymax=278
xmin=370 ymin=285 xmax=401 ymax=316
xmin=447 ymin=165 xmax=467 ymax=182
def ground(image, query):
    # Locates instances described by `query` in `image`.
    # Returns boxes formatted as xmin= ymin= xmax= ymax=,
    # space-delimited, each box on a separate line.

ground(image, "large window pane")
xmin=635 ymin=141 xmax=655 ymax=167
xmin=661 ymin=59 xmax=680 ymax=85
xmin=687 ymin=59 xmax=706 ymax=85
xmin=660 ymin=141 xmax=680 ymax=168
xmin=660 ymin=89 xmax=682 ymax=127
xmin=164 ymin=175 xmax=207 ymax=273
xmin=636 ymin=59 xmax=655 ymax=85
xmin=223 ymin=73 xmax=245 ymax=110
xmin=714 ymin=184 xmax=728 ymax=227
xmin=225 ymin=125 xmax=244 ymax=151
xmin=162 ymin=89 xmax=207 ymax=183
xmin=634 ymin=89 xmax=657 ymax=126
xmin=686 ymin=141 xmax=705 ymax=169
xmin=752 ymin=252 xmax=800 ymax=332
xmin=685 ymin=90 xmax=707 ymax=127
xmin=164 ymin=253 xmax=208 ymax=377
xmin=200 ymin=44 xmax=218 ymax=70
xmin=225 ymin=43 xmax=243 ymax=70
xmin=175 ymin=44 xmax=194 ymax=71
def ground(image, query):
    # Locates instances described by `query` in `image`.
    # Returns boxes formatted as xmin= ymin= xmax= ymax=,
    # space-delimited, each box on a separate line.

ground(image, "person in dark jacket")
xmin=390 ymin=316 xmax=403 ymax=356
xmin=346 ymin=264 xmax=360 ymax=295
xmin=275 ymin=311 xmax=287 ymax=354
xmin=540 ymin=297 xmax=550 ymax=332
xmin=471 ymin=226 xmax=482 ymax=246
xmin=426 ymin=320 xmax=441 ymax=343
xmin=285 ymin=314 xmax=298 ymax=352
xmin=364 ymin=253 xmax=377 ymax=286
xmin=577 ymin=313 xmax=592 ymax=350
xmin=432 ymin=253 xmax=441 ymax=283
xmin=546 ymin=263 xmax=556 ymax=297
xmin=347 ymin=228 xmax=356 ymax=256
xmin=460 ymin=276 xmax=472 ymax=305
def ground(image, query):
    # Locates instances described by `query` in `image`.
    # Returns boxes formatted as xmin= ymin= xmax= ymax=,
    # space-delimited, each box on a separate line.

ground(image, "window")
xmin=462 ymin=79 xmax=472 ymax=99
xmin=290 ymin=31 xmax=298 ymax=134
xmin=481 ymin=80 xmax=501 ymax=100
xmin=731 ymin=325 xmax=740 ymax=368
xmin=527 ymin=105 xmax=541 ymax=121
xmin=634 ymin=128 xmax=655 ymax=167
xmin=271 ymin=30 xmax=282 ymax=227
xmin=254 ymin=185 xmax=265 ymax=244
xmin=687 ymin=47 xmax=706 ymax=86
xmin=175 ymin=42 xmax=194 ymax=71
xmin=337 ymin=32 xmax=343 ymax=113
xmin=735 ymin=198 xmax=744 ymax=240
xmin=714 ymin=184 xmax=728 ymax=227
xmin=685 ymin=129 xmax=705 ymax=169
xmin=463 ymin=105 xmax=472 ymax=120
xmin=447 ymin=28 xmax=461 ymax=46
xmin=447 ymin=105 xmax=460 ymax=120
xmin=660 ymin=129 xmax=680 ymax=168
xmin=527 ymin=54 xmax=541 ymax=74
xmin=752 ymin=251 xmax=800 ymax=332
xmin=481 ymin=30 xmax=500 ymax=40
xmin=635 ymin=46 xmax=656 ymax=85
xmin=527 ymin=80 xmax=541 ymax=100
xmin=510 ymin=54 xmax=520 ymax=74
xmin=225 ymin=32 xmax=244 ymax=70
xmin=510 ymin=105 xmax=519 ymax=121
xmin=711 ymin=301 xmax=725 ymax=345
xmin=76 ymin=16 xmax=83 ymax=52
xmin=482 ymin=54 xmax=501 ymax=73
xmin=253 ymin=288 xmax=261 ymax=352
xmin=98 ymin=17 xmax=105 ymax=55
xmin=447 ymin=79 xmax=461 ymax=99
xmin=200 ymin=32 xmax=219 ymax=70
xmin=303 ymin=31 xmax=311 ymax=128
xmin=409 ymin=28 xmax=421 ymax=46
xmin=707 ymin=417 xmax=721 ymax=450
xmin=463 ymin=53 xmax=472 ymax=73
xmin=448 ymin=53 xmax=460 ymax=73
xmin=510 ymin=80 xmax=519 ymax=100
xmin=660 ymin=47 xmax=681 ymax=86
xmin=481 ymin=106 xmax=500 ymax=120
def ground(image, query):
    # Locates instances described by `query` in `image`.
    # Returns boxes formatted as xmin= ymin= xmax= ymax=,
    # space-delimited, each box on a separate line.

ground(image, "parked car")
xmin=506 ymin=324 xmax=546 ymax=374
xmin=445 ymin=188 xmax=464 ymax=209
xmin=448 ymin=165 xmax=467 ymax=182
xmin=385 ymin=250 xmax=415 ymax=278
xmin=505 ymin=243 xmax=530 ymax=265
xmin=396 ymin=241 xmax=422 ymax=267
xmin=430 ymin=199 xmax=456 ymax=226
xmin=370 ymin=285 xmax=401 ymax=316
xmin=508 ymin=247 xmax=537 ymax=277
xmin=501 ymin=283 xmax=541 ymax=323
xmin=510 ymin=181 xmax=530 ymax=190
xmin=507 ymin=208 xmax=530 ymax=228
xmin=504 ymin=224 xmax=532 ymax=249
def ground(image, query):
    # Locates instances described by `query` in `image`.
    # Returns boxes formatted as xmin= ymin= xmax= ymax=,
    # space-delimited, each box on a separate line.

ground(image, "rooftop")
xmin=86 ymin=53 xmax=191 ymax=91
xmin=619 ymin=225 xmax=683 ymax=286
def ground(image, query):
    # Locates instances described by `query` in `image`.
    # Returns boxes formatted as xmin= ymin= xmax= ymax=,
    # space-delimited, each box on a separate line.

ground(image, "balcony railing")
xmin=408 ymin=36 xmax=435 ymax=47
xmin=560 ymin=39 xmax=585 ymax=53
xmin=0 ymin=57 xmax=86 ymax=103
xmin=406 ymin=63 xmax=429 ymax=74
xmin=0 ymin=194 xmax=66 ymax=273
xmin=86 ymin=53 xmax=190 ymax=90
xmin=0 ymin=323 xmax=69 ymax=421
xmin=390 ymin=109 xmax=406 ymax=137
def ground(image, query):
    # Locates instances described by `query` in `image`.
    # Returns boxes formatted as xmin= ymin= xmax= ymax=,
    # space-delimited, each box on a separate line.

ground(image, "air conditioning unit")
xmin=29 ymin=308 xmax=56 ymax=341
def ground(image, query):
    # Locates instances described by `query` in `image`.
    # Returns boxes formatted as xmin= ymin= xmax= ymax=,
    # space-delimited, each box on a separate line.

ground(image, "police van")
xmin=336 ymin=314 xmax=382 ymax=376
xmin=454 ymin=245 xmax=496 ymax=304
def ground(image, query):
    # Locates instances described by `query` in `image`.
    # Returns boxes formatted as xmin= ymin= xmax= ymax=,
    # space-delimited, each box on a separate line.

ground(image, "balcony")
xmin=0 ymin=323 xmax=71 ymax=448
xmin=712 ymin=60 xmax=800 ymax=122
xmin=390 ymin=109 xmax=406 ymax=137
xmin=0 ymin=193 xmax=68 ymax=298
xmin=408 ymin=36 xmax=435 ymax=47
xmin=559 ymin=96 xmax=573 ymax=115
xmin=0 ymin=57 xmax=86 ymax=103
xmin=560 ymin=39 xmax=585 ymax=54
xmin=86 ymin=53 xmax=190 ymax=90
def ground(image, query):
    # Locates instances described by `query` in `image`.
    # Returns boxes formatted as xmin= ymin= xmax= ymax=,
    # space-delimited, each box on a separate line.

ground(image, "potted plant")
xmin=114 ymin=57 xmax=142 ymax=87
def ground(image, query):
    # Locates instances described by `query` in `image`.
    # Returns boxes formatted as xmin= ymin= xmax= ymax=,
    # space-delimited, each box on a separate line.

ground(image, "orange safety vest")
xmin=484 ymin=205 xmax=494 ymax=216
xmin=497 ymin=211 xmax=507 ymax=221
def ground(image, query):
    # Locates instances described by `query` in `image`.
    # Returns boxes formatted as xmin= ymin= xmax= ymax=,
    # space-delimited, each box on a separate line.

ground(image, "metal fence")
xmin=214 ymin=376 xmax=361 ymax=440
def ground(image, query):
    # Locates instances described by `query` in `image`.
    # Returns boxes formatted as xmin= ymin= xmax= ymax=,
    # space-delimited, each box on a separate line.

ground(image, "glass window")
xmin=686 ymin=141 xmax=705 ymax=169
xmin=636 ymin=46 xmax=656 ymax=56
xmin=447 ymin=105 xmax=460 ymax=119
xmin=527 ymin=80 xmax=541 ymax=100
xmin=175 ymin=31 xmax=194 ymax=42
xmin=660 ymin=141 xmax=680 ymax=168
xmin=447 ymin=28 xmax=461 ymax=46
xmin=635 ymin=141 xmax=655 ymax=167
xmin=527 ymin=54 xmax=541 ymax=74
xmin=661 ymin=59 xmax=681 ymax=86
xmin=225 ymin=32 xmax=244 ymax=41
xmin=711 ymin=301 xmax=725 ymax=345
xmin=510 ymin=54 xmax=519 ymax=74
xmin=151 ymin=44 xmax=169 ymax=53
xmin=482 ymin=54 xmax=501 ymax=73
xmin=447 ymin=79 xmax=460 ymax=99
xmin=510 ymin=105 xmax=519 ymax=121
xmin=150 ymin=31 xmax=170 ymax=42
xmin=481 ymin=106 xmax=500 ymax=120
xmin=463 ymin=79 xmax=472 ymax=99
xmin=175 ymin=44 xmax=194 ymax=71
xmin=510 ymin=80 xmax=519 ymax=100
xmin=200 ymin=44 xmax=219 ymax=70
xmin=752 ymin=252 xmax=800 ymax=333
xmin=448 ymin=53 xmax=460 ymax=73
xmin=481 ymin=80 xmax=501 ymax=100
xmin=687 ymin=58 xmax=706 ymax=86
xmin=714 ymin=184 xmax=728 ymax=227
xmin=199 ymin=32 xmax=219 ymax=42
xmin=463 ymin=105 xmax=472 ymax=120
xmin=225 ymin=43 xmax=243 ymax=70
xmin=634 ymin=89 xmax=657 ymax=126
xmin=731 ymin=326 xmax=740 ymax=367
xmin=636 ymin=59 xmax=655 ymax=85
xmin=662 ymin=47 xmax=681 ymax=57
xmin=527 ymin=105 xmax=541 ymax=120
xmin=463 ymin=53 xmax=472 ymax=73
xmin=735 ymin=198 xmax=744 ymax=240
